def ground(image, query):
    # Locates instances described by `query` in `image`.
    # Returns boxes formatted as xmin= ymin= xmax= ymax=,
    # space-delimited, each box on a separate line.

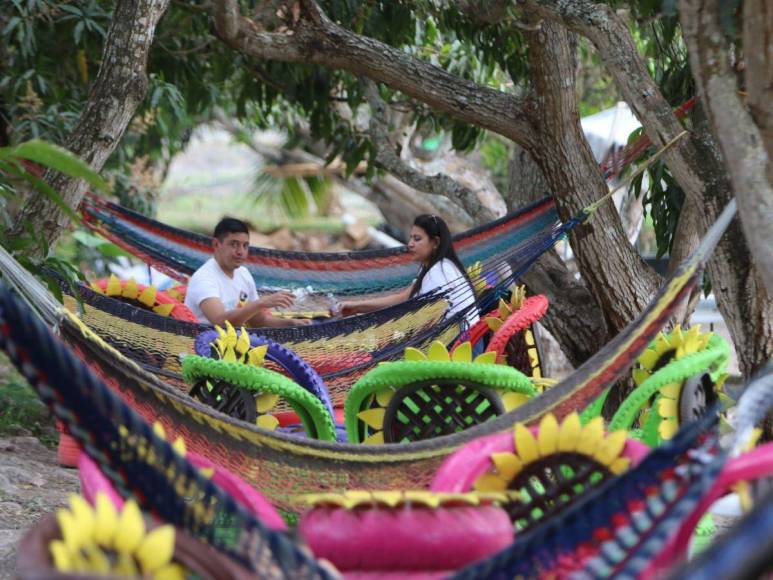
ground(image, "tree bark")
xmin=744 ymin=0 xmax=773 ymax=184
xmin=679 ymin=0 xmax=773 ymax=296
xmin=520 ymin=15 xmax=662 ymax=336
xmin=10 ymin=0 xmax=170 ymax=255
xmin=507 ymin=144 xmax=608 ymax=366
xmin=681 ymin=52 xmax=773 ymax=377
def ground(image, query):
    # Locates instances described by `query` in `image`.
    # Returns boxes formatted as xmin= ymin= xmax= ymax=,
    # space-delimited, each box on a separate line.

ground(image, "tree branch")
xmin=523 ymin=0 xmax=712 ymax=227
xmin=209 ymin=0 xmax=536 ymax=148
xmin=362 ymin=79 xmax=498 ymax=222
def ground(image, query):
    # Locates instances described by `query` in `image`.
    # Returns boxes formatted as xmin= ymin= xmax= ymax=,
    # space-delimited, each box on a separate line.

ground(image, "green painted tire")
xmin=182 ymin=355 xmax=336 ymax=441
xmin=345 ymin=360 xmax=536 ymax=444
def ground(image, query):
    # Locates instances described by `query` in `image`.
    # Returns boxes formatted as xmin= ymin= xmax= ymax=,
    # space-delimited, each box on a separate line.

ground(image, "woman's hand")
xmin=331 ymin=300 xmax=358 ymax=317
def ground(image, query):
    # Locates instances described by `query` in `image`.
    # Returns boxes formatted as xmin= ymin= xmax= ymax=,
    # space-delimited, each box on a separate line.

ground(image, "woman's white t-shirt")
xmin=418 ymin=259 xmax=480 ymax=328
xmin=184 ymin=258 xmax=259 ymax=323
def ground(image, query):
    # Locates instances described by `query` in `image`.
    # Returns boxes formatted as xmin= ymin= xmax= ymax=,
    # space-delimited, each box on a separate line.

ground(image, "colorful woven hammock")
xmin=81 ymin=95 xmax=698 ymax=297
xmin=4 ymin=277 xmax=759 ymax=578
xmin=59 ymin=207 xmax=571 ymax=402
xmin=0 ymin=199 xmax=737 ymax=521
xmin=82 ymin=195 xmax=560 ymax=297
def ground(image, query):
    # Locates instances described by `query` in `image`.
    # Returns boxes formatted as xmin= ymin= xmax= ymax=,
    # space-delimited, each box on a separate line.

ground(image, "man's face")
xmin=213 ymin=232 xmax=250 ymax=272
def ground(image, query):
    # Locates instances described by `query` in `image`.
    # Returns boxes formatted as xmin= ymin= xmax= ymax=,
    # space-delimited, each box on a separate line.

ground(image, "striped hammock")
xmin=0 ymin=282 xmax=735 ymax=578
xmin=82 ymin=195 xmax=559 ymax=297
xmin=0 ymin=200 xmax=737 ymax=523
xmin=64 ymin=199 xmax=575 ymax=401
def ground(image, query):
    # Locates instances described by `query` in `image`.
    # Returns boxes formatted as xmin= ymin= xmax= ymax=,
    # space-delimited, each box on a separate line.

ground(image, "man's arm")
xmin=199 ymin=291 xmax=295 ymax=327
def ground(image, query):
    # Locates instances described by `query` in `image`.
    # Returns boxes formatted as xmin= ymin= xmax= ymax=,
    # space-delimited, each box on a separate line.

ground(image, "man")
xmin=184 ymin=217 xmax=311 ymax=327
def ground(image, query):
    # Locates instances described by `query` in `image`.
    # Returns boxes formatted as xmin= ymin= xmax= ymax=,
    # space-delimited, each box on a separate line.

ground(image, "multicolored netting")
xmin=61 ymin=201 xmax=575 ymax=403
xmin=82 ymin=195 xmax=559 ymax=297
xmin=0 ymin=200 xmax=737 ymax=521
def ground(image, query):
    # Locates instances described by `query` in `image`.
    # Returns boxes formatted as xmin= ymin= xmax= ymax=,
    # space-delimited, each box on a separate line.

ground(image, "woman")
xmin=337 ymin=215 xmax=480 ymax=329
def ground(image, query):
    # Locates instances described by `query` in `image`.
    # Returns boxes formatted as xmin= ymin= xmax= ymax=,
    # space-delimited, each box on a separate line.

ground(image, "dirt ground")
xmin=0 ymin=437 xmax=79 ymax=579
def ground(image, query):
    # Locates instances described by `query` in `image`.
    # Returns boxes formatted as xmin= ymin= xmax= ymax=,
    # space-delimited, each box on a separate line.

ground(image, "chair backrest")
xmin=345 ymin=355 xmax=537 ymax=444
xmin=381 ymin=379 xmax=506 ymax=443
xmin=182 ymin=355 xmax=338 ymax=441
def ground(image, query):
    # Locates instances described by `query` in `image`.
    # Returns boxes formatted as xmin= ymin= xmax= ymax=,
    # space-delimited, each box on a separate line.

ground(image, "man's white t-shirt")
xmin=184 ymin=258 xmax=259 ymax=323
xmin=418 ymin=259 xmax=480 ymax=328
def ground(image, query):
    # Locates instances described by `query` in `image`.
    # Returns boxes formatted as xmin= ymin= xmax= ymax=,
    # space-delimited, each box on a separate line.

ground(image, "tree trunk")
xmin=522 ymin=16 xmax=662 ymax=337
xmin=688 ymin=101 xmax=773 ymax=377
xmin=744 ymin=0 xmax=773 ymax=185
xmin=679 ymin=0 xmax=773 ymax=297
xmin=507 ymin=144 xmax=608 ymax=366
xmin=10 ymin=0 xmax=170 ymax=255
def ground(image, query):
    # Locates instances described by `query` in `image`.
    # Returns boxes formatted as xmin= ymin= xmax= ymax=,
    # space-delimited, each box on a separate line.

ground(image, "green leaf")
xmin=2 ymin=160 xmax=80 ymax=222
xmin=1 ymin=140 xmax=108 ymax=192
xmin=94 ymin=242 xmax=130 ymax=258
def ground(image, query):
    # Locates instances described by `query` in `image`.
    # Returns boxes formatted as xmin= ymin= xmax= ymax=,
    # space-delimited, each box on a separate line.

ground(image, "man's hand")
xmin=294 ymin=318 xmax=313 ymax=326
xmin=258 ymin=291 xmax=295 ymax=310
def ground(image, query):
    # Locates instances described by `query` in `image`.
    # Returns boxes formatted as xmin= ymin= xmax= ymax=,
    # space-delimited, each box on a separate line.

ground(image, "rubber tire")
xmin=299 ymin=504 xmax=512 ymax=571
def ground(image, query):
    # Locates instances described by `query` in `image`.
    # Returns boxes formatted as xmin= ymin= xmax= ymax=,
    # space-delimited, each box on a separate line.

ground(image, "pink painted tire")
xmin=299 ymin=503 xmax=512 ymax=572
xmin=430 ymin=424 xmax=649 ymax=493
xmin=77 ymin=450 xmax=286 ymax=531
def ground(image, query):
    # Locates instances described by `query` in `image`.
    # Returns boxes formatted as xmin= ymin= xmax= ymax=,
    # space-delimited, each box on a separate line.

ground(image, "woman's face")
xmin=408 ymin=225 xmax=438 ymax=265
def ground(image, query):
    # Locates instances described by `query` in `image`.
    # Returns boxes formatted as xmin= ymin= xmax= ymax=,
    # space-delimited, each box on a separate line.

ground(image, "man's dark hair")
xmin=213 ymin=217 xmax=249 ymax=240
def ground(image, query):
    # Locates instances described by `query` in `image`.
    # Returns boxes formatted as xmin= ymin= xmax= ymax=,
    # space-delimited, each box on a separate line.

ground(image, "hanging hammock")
xmin=63 ymin=199 xmax=575 ymax=400
xmin=0 ymin=199 xmax=737 ymax=520
xmin=82 ymin=194 xmax=559 ymax=297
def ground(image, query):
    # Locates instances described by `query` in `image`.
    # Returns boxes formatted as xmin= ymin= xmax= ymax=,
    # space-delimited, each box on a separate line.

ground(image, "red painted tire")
xmin=299 ymin=503 xmax=512 ymax=571
xmin=91 ymin=278 xmax=198 ymax=322
xmin=485 ymin=295 xmax=548 ymax=358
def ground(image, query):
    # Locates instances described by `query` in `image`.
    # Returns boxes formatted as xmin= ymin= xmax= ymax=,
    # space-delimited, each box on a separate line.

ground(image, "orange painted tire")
xmin=90 ymin=277 xmax=198 ymax=322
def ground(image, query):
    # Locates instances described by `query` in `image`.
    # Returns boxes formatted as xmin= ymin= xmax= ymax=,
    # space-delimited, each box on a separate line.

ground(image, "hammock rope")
xmin=451 ymin=409 xmax=725 ymax=578
xmin=0 ymin=283 xmax=335 ymax=579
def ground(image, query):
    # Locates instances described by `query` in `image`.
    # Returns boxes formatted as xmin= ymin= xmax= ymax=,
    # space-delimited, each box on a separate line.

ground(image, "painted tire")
xmin=182 ymin=355 xmax=337 ymax=441
xmin=91 ymin=277 xmax=198 ymax=322
xmin=431 ymin=423 xmax=649 ymax=493
xmin=77 ymin=450 xmax=286 ymax=530
xmin=299 ymin=504 xmax=512 ymax=571
xmin=485 ymin=295 xmax=549 ymax=358
xmin=195 ymin=330 xmax=333 ymax=417
xmin=345 ymin=360 xmax=536 ymax=444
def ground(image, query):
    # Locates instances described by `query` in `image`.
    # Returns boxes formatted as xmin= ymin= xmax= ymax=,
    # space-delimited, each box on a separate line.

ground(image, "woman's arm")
xmin=337 ymin=286 xmax=412 ymax=316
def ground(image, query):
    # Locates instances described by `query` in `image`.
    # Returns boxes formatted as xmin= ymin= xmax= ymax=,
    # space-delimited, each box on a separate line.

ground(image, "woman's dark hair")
xmin=410 ymin=214 xmax=473 ymax=297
